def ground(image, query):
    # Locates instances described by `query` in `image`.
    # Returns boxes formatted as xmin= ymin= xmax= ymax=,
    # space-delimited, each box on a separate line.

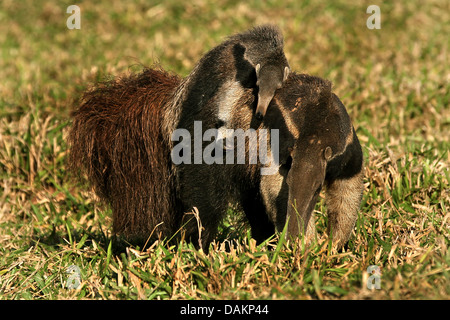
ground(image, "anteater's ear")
xmin=324 ymin=146 xmax=332 ymax=161
xmin=255 ymin=63 xmax=261 ymax=86
xmin=283 ymin=66 xmax=290 ymax=82
xmin=255 ymin=63 xmax=261 ymax=74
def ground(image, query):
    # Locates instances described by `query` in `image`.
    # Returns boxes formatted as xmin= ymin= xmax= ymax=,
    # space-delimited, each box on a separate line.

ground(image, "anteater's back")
xmin=69 ymin=67 xmax=182 ymax=243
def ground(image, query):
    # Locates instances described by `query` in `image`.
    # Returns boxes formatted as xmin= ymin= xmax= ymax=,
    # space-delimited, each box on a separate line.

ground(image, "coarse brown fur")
xmin=69 ymin=67 xmax=183 ymax=244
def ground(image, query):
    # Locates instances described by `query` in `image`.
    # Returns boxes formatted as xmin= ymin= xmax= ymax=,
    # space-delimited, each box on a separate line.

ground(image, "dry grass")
xmin=0 ymin=0 xmax=449 ymax=300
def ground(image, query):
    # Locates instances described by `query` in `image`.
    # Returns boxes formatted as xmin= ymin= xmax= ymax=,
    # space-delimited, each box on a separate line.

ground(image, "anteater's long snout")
xmin=255 ymin=91 xmax=275 ymax=120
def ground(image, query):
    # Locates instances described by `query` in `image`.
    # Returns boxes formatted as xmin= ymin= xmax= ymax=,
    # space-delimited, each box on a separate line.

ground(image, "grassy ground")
xmin=0 ymin=0 xmax=449 ymax=300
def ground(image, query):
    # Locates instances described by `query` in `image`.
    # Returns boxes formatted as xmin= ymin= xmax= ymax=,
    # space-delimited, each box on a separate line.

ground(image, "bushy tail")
xmin=68 ymin=67 xmax=182 ymax=242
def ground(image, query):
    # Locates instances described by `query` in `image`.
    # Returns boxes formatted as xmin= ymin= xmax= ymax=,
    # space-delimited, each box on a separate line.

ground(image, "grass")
xmin=0 ymin=0 xmax=449 ymax=300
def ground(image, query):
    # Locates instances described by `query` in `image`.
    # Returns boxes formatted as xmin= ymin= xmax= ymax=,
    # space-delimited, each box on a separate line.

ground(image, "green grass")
xmin=1 ymin=0 xmax=449 ymax=299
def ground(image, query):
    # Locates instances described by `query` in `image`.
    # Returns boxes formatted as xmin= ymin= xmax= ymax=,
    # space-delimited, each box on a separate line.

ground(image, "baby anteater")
xmin=232 ymin=25 xmax=290 ymax=120
xmin=179 ymin=24 xmax=290 ymax=127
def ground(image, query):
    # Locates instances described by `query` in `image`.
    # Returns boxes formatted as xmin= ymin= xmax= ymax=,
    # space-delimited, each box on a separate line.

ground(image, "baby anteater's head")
xmin=255 ymin=62 xmax=290 ymax=120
